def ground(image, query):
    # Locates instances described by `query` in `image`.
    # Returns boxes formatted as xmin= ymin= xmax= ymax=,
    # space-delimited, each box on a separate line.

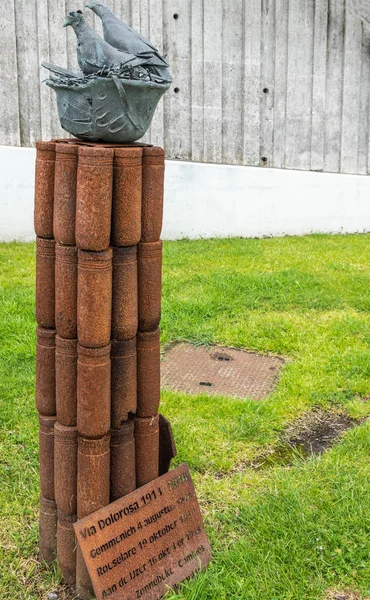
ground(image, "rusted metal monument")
xmin=34 ymin=5 xmax=178 ymax=598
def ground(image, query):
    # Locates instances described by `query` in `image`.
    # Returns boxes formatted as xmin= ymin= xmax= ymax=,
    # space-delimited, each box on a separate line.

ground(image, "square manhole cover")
xmin=161 ymin=343 xmax=285 ymax=399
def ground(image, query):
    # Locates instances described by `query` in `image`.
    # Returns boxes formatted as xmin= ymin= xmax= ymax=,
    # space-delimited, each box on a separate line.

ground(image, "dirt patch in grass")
xmin=248 ymin=409 xmax=362 ymax=470
xmin=326 ymin=589 xmax=365 ymax=600
xmin=284 ymin=409 xmax=359 ymax=455
xmin=216 ymin=410 xmax=363 ymax=477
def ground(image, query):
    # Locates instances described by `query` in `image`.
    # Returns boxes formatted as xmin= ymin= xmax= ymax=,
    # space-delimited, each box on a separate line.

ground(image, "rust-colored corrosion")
xmin=141 ymin=147 xmax=165 ymax=243
xmin=77 ymin=435 xmax=110 ymax=597
xmin=55 ymin=244 xmax=78 ymax=339
xmin=36 ymin=327 xmax=56 ymax=417
xmin=57 ymin=511 xmax=77 ymax=586
xmin=77 ymin=248 xmax=112 ymax=348
xmin=34 ymin=141 xmax=56 ymax=239
xmin=74 ymin=465 xmax=212 ymax=600
xmin=111 ymin=147 xmax=143 ymax=247
xmin=111 ymin=338 xmax=137 ymax=428
xmin=159 ymin=414 xmax=177 ymax=476
xmin=137 ymin=329 xmax=160 ymax=418
xmin=56 ymin=336 xmax=77 ymax=427
xmin=54 ymin=143 xmax=78 ymax=245
xmin=110 ymin=419 xmax=136 ymax=502
xmin=39 ymin=495 xmax=57 ymax=565
xmin=77 ymin=344 xmax=111 ymax=439
xmin=112 ymin=246 xmax=138 ymax=340
xmin=54 ymin=423 xmax=78 ymax=516
xmin=76 ymin=546 xmax=94 ymax=600
xmin=36 ymin=237 xmax=55 ymax=328
xmin=77 ymin=434 xmax=110 ymax=519
xmin=135 ymin=414 xmax=159 ymax=488
xmin=76 ymin=146 xmax=114 ymax=251
xmin=35 ymin=141 xmax=167 ymax=589
xmin=138 ymin=240 xmax=162 ymax=332
xmin=39 ymin=414 xmax=56 ymax=500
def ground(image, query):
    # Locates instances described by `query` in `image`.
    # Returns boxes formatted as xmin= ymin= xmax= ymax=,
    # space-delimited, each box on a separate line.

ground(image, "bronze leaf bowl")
xmin=46 ymin=72 xmax=170 ymax=143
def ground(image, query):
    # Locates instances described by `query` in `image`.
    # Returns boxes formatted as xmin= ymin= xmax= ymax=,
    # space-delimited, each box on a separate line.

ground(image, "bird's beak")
xmin=86 ymin=3 xmax=94 ymax=8
xmin=63 ymin=19 xmax=70 ymax=27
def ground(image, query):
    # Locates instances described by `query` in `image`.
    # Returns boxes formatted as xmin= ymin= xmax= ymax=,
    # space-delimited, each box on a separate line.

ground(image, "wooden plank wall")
xmin=1 ymin=0 xmax=370 ymax=175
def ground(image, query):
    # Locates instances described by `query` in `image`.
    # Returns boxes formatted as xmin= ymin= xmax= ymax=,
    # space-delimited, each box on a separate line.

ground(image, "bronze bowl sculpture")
xmin=44 ymin=66 xmax=170 ymax=143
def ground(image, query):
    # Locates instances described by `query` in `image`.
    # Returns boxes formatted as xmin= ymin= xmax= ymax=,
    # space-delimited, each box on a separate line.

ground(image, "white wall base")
xmin=162 ymin=160 xmax=370 ymax=239
xmin=1 ymin=145 xmax=370 ymax=242
xmin=0 ymin=147 xmax=37 ymax=242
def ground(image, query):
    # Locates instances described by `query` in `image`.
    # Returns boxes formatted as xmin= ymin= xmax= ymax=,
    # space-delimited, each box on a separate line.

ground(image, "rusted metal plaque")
xmin=74 ymin=464 xmax=211 ymax=600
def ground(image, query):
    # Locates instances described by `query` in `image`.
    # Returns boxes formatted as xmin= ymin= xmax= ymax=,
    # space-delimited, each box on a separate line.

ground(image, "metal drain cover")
xmin=161 ymin=343 xmax=285 ymax=399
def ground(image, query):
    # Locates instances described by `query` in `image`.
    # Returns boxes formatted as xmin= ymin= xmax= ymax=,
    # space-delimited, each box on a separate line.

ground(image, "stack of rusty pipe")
xmin=34 ymin=140 xmax=169 ymax=599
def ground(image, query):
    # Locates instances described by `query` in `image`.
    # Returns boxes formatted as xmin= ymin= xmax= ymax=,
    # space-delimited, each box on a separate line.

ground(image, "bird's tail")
xmin=146 ymin=65 xmax=172 ymax=85
xmin=42 ymin=62 xmax=82 ymax=78
xmin=120 ymin=55 xmax=152 ymax=69
xmin=136 ymin=51 xmax=169 ymax=68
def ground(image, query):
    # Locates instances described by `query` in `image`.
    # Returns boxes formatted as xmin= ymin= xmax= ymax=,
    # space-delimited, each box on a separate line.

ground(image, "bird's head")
xmin=63 ymin=10 xmax=84 ymax=28
xmin=86 ymin=2 xmax=112 ymax=18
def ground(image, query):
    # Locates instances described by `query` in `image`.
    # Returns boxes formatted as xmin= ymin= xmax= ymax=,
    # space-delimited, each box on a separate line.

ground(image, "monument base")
xmin=34 ymin=139 xmax=176 ymax=598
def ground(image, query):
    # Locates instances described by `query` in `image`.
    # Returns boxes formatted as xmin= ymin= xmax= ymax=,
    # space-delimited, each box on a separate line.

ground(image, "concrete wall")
xmin=2 ymin=146 xmax=370 ymax=242
xmin=1 ymin=1 xmax=370 ymax=176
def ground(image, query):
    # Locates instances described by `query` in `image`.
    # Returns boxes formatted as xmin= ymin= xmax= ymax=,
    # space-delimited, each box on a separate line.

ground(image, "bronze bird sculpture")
xmin=63 ymin=11 xmax=153 ymax=75
xmin=86 ymin=2 xmax=171 ymax=83
xmin=42 ymin=8 xmax=171 ymax=142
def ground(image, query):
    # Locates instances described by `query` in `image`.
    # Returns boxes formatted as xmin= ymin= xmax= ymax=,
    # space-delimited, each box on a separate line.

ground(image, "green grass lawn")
xmin=1 ymin=235 xmax=370 ymax=599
